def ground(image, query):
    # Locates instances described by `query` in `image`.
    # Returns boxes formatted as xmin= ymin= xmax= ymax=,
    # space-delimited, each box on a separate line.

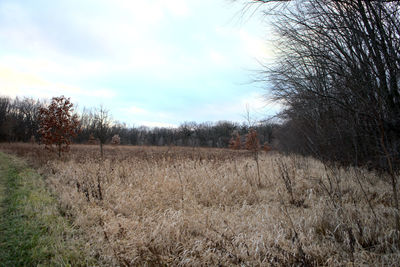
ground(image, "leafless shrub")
xmin=245 ymin=129 xmax=261 ymax=187
xmin=275 ymin=156 xmax=303 ymax=206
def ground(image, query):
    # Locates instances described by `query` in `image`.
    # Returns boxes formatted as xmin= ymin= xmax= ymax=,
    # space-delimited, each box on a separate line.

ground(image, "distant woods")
xmin=254 ymin=0 xmax=400 ymax=171
xmin=0 ymin=96 xmax=276 ymax=149
xmin=0 ymin=96 xmax=41 ymax=143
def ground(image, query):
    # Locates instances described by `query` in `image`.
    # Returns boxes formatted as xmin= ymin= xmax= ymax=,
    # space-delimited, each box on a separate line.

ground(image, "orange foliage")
xmin=263 ymin=142 xmax=272 ymax=152
xmin=39 ymin=96 xmax=80 ymax=157
xmin=229 ymin=133 xmax=242 ymax=150
xmin=245 ymin=129 xmax=260 ymax=152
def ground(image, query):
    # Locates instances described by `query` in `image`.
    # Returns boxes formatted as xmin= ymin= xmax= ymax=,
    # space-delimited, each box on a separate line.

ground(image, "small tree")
xmin=39 ymin=96 xmax=80 ymax=157
xmin=245 ymin=129 xmax=260 ymax=152
xmin=229 ymin=133 xmax=242 ymax=150
xmin=111 ymin=134 xmax=120 ymax=145
xmin=93 ymin=105 xmax=111 ymax=157
xmin=245 ymin=129 xmax=261 ymax=186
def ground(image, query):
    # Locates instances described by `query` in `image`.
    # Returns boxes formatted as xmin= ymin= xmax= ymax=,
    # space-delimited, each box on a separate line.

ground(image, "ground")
xmin=0 ymin=143 xmax=399 ymax=266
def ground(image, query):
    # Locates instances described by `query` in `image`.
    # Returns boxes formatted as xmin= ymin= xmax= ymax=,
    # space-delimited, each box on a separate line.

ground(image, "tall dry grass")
xmin=1 ymin=143 xmax=399 ymax=265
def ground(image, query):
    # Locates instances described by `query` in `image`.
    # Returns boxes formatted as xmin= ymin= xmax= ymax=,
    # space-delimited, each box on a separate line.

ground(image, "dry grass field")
xmin=0 ymin=143 xmax=399 ymax=266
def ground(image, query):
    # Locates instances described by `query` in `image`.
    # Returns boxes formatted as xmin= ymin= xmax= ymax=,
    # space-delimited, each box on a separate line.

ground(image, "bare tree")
xmin=93 ymin=105 xmax=111 ymax=157
xmin=250 ymin=0 xmax=400 ymax=242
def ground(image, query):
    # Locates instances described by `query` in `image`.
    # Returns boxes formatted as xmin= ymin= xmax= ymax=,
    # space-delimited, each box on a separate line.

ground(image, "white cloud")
xmin=0 ymin=65 xmax=116 ymax=100
xmin=0 ymin=0 xmax=278 ymax=125
xmin=239 ymin=30 xmax=275 ymax=61
xmin=124 ymin=106 xmax=148 ymax=115
xmin=0 ymin=0 xmax=273 ymax=83
xmin=0 ymin=65 xmax=52 ymax=98
xmin=241 ymin=92 xmax=268 ymax=110
xmin=162 ymin=0 xmax=190 ymax=17
xmin=239 ymin=92 xmax=283 ymax=116
xmin=87 ymin=89 xmax=116 ymax=99
xmin=137 ymin=121 xmax=177 ymax=128
xmin=209 ymin=49 xmax=226 ymax=65
xmin=187 ymin=92 xmax=282 ymax=123
xmin=0 ymin=54 xmax=108 ymax=79
xmin=105 ymin=0 xmax=165 ymax=27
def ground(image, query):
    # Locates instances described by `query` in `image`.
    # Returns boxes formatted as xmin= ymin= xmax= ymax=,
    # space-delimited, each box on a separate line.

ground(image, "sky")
xmin=0 ymin=0 xmax=280 ymax=128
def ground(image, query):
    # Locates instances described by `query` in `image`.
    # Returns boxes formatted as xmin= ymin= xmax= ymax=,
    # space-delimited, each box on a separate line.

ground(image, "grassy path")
xmin=0 ymin=152 xmax=96 ymax=266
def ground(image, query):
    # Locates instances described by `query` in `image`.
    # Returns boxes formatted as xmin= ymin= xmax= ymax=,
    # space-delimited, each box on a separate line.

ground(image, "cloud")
xmin=119 ymin=105 xmax=178 ymax=127
xmin=214 ymin=26 xmax=275 ymax=63
xmin=137 ymin=121 xmax=178 ymax=128
xmin=0 ymin=55 xmax=108 ymax=79
xmin=209 ymin=49 xmax=226 ymax=65
xmin=0 ymin=65 xmax=116 ymax=100
xmin=0 ymin=65 xmax=57 ymax=98
xmin=124 ymin=106 xmax=148 ymax=115
xmin=87 ymin=89 xmax=116 ymax=99
xmin=0 ymin=0 xmax=269 ymax=80
xmin=162 ymin=0 xmax=190 ymax=17
xmin=185 ymin=92 xmax=282 ymax=123
xmin=0 ymin=1 xmax=108 ymax=59
xmin=0 ymin=0 xmax=278 ymax=126
xmin=239 ymin=30 xmax=275 ymax=61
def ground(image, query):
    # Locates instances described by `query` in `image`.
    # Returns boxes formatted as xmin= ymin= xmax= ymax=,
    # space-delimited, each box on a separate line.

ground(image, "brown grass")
xmin=1 ymin=143 xmax=399 ymax=266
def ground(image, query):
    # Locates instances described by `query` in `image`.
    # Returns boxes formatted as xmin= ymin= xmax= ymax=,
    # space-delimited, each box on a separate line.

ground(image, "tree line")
xmin=251 ymin=0 xmax=400 ymax=233
xmin=252 ymin=0 xmax=400 ymax=172
xmin=0 ymin=96 xmax=277 ymax=149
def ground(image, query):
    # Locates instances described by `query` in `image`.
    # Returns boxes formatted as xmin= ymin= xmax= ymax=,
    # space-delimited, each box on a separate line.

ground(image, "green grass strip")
xmin=0 ymin=152 xmax=96 ymax=266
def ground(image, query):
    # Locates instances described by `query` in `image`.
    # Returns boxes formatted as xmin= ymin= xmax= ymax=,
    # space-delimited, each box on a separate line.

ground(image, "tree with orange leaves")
xmin=245 ymin=129 xmax=260 ymax=152
xmin=229 ymin=133 xmax=242 ymax=150
xmin=39 ymin=96 xmax=80 ymax=157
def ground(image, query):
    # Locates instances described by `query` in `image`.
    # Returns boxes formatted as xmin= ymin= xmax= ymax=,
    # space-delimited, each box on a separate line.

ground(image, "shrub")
xmin=245 ymin=129 xmax=259 ymax=152
xmin=111 ymin=134 xmax=120 ymax=145
xmin=229 ymin=133 xmax=241 ymax=150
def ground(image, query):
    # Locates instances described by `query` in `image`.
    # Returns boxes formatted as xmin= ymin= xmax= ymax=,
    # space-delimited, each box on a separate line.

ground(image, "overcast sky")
xmin=0 ymin=0 xmax=280 ymax=127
